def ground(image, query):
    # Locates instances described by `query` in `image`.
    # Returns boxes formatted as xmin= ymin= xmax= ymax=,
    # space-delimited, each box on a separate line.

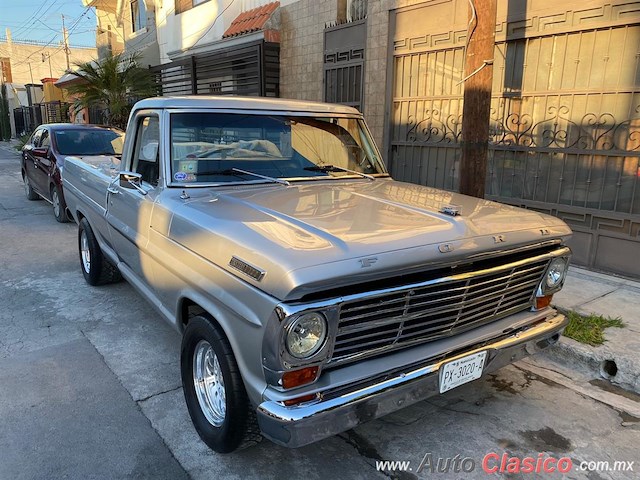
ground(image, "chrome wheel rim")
xmin=193 ymin=340 xmax=226 ymax=427
xmin=80 ymin=230 xmax=91 ymax=273
xmin=24 ymin=177 xmax=30 ymax=195
xmin=52 ymin=190 xmax=60 ymax=217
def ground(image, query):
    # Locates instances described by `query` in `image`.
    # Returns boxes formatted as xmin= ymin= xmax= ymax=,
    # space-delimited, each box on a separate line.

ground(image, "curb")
xmin=544 ymin=335 xmax=640 ymax=394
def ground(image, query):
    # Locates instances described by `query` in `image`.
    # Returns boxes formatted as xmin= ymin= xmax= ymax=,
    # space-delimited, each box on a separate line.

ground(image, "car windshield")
xmin=169 ymin=113 xmax=386 ymax=184
xmin=54 ymin=129 xmax=124 ymax=156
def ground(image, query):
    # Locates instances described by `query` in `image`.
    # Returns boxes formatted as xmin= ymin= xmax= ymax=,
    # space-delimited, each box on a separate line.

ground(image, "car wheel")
xmin=51 ymin=185 xmax=69 ymax=223
xmin=78 ymin=218 xmax=122 ymax=286
xmin=181 ymin=315 xmax=262 ymax=453
xmin=24 ymin=175 xmax=39 ymax=201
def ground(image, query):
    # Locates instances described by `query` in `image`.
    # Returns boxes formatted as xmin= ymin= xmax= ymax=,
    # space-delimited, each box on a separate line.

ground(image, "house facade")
xmin=78 ymin=0 xmax=640 ymax=277
xmin=83 ymin=0 xmax=161 ymax=66
xmin=276 ymin=0 xmax=640 ymax=278
xmin=0 ymin=37 xmax=96 ymax=137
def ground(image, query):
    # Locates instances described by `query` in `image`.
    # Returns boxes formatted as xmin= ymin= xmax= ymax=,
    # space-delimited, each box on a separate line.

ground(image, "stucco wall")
xmin=155 ymin=0 xmax=278 ymax=63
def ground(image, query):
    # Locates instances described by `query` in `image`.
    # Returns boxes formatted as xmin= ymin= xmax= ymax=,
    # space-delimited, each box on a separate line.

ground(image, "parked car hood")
xmin=168 ymin=178 xmax=572 ymax=301
xmin=62 ymin=154 xmax=121 ymax=177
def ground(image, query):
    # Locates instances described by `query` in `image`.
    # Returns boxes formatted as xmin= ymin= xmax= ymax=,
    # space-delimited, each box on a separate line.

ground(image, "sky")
xmin=0 ymin=0 xmax=97 ymax=48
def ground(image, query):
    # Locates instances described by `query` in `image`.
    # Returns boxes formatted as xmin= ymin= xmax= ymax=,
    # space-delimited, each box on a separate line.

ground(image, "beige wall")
xmin=0 ymin=41 xmax=97 ymax=86
xmin=94 ymin=9 xmax=128 ymax=59
xmin=280 ymin=0 xmax=640 ymax=151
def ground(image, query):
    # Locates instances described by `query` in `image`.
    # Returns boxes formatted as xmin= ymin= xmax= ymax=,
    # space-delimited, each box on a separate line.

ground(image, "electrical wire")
xmin=11 ymin=0 xmax=63 ymax=38
xmin=184 ymin=0 xmax=238 ymax=46
xmin=10 ymin=6 xmax=93 ymax=69
xmin=462 ymin=0 xmax=477 ymax=61
xmin=7 ymin=0 xmax=51 ymax=37
xmin=456 ymin=0 xmax=494 ymax=85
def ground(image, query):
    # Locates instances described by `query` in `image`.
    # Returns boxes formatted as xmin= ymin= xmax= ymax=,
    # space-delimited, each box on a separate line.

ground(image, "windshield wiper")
xmin=304 ymin=165 xmax=375 ymax=180
xmin=193 ymin=168 xmax=290 ymax=185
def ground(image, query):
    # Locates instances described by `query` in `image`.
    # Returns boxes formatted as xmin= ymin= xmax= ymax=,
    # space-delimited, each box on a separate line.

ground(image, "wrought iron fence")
xmin=13 ymin=101 xmax=112 ymax=136
xmin=388 ymin=21 xmax=640 ymax=275
xmin=13 ymin=101 xmax=71 ymax=136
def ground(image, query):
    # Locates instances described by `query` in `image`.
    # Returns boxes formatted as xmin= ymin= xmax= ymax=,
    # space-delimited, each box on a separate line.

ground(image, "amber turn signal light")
xmin=536 ymin=294 xmax=553 ymax=310
xmin=282 ymin=366 xmax=319 ymax=389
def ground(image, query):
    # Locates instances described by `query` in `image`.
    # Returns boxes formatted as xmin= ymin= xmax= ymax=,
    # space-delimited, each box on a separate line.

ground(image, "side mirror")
xmin=119 ymin=171 xmax=147 ymax=195
xmin=32 ymin=147 xmax=49 ymax=158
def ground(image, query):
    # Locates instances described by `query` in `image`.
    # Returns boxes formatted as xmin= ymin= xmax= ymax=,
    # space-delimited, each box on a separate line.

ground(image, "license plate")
xmin=439 ymin=351 xmax=487 ymax=393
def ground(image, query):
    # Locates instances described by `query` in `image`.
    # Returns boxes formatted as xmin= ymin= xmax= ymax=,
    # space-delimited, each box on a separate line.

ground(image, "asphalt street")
xmin=0 ymin=142 xmax=638 ymax=480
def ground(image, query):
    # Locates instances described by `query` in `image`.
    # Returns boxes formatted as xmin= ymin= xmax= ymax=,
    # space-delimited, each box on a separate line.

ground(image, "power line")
xmin=9 ymin=6 xmax=92 ymax=70
xmin=7 ymin=0 xmax=50 ymax=37
xmin=185 ymin=0 xmax=237 ymax=46
xmin=11 ymin=0 xmax=62 ymax=38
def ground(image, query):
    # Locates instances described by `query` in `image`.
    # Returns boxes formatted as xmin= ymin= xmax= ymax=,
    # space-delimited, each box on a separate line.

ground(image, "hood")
xmin=62 ymin=154 xmax=121 ymax=177
xmin=167 ymin=178 xmax=572 ymax=300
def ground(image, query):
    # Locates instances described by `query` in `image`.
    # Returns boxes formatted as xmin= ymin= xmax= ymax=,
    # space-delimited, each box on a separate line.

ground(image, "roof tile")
xmin=222 ymin=1 xmax=279 ymax=38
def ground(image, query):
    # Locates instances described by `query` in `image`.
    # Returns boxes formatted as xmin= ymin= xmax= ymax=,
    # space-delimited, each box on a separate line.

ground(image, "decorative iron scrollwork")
xmin=403 ymin=102 xmax=640 ymax=152
xmin=405 ymin=109 xmax=462 ymax=144
xmin=489 ymin=104 xmax=640 ymax=151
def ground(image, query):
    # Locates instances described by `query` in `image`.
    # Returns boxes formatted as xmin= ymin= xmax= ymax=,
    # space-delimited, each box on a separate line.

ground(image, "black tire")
xmin=181 ymin=315 xmax=262 ymax=453
xmin=51 ymin=184 xmax=69 ymax=223
xmin=24 ymin=174 xmax=39 ymax=201
xmin=78 ymin=218 xmax=122 ymax=286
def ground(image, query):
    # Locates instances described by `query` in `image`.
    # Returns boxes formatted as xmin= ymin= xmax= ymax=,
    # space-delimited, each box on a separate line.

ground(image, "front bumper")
xmin=256 ymin=312 xmax=567 ymax=448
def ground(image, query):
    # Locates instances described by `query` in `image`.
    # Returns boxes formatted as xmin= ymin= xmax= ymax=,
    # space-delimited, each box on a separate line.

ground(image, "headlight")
xmin=286 ymin=312 xmax=327 ymax=359
xmin=543 ymin=257 xmax=569 ymax=293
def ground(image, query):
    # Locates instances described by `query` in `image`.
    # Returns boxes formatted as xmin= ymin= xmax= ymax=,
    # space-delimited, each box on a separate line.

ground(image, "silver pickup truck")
xmin=63 ymin=96 xmax=572 ymax=453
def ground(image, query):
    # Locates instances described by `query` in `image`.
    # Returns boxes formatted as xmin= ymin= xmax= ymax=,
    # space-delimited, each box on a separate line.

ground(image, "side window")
xmin=132 ymin=116 xmax=160 ymax=187
xmin=40 ymin=130 xmax=50 ymax=148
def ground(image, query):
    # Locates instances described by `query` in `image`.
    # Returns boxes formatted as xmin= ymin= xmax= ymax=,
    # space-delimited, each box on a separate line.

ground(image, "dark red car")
xmin=21 ymin=124 xmax=124 ymax=222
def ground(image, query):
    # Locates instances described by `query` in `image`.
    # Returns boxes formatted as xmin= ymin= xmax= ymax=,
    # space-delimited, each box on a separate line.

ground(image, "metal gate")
xmin=388 ymin=5 xmax=640 ymax=277
xmin=324 ymin=19 xmax=366 ymax=111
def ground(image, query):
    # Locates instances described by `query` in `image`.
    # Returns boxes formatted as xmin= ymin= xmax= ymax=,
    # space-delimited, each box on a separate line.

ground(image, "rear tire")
xmin=78 ymin=218 xmax=122 ymax=286
xmin=181 ymin=315 xmax=262 ymax=453
xmin=24 ymin=175 xmax=39 ymax=201
xmin=51 ymin=185 xmax=68 ymax=223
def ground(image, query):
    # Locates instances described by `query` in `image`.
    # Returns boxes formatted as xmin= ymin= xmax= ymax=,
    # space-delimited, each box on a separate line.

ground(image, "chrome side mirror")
xmin=119 ymin=171 xmax=147 ymax=195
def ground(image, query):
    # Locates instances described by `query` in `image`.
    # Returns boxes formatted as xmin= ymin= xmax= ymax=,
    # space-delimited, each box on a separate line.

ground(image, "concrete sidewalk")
xmin=549 ymin=266 xmax=640 ymax=393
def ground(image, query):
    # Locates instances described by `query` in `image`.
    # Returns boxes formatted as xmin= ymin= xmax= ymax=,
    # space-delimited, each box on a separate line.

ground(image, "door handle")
xmin=107 ymin=187 xmax=121 ymax=195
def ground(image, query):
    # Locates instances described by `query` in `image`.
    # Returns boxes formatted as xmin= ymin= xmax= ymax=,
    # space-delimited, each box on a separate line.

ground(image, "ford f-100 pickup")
xmin=62 ymin=96 xmax=572 ymax=453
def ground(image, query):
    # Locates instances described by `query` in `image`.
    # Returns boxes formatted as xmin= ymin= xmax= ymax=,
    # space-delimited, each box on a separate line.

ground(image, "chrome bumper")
xmin=256 ymin=313 xmax=567 ymax=448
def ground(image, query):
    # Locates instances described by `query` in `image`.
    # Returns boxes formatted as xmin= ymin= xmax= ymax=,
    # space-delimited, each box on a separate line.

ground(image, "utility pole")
xmin=62 ymin=14 xmax=70 ymax=71
xmin=459 ymin=0 xmax=498 ymax=198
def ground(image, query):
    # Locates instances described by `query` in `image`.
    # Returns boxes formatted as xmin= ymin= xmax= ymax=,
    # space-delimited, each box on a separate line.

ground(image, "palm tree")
xmin=66 ymin=52 xmax=157 ymax=129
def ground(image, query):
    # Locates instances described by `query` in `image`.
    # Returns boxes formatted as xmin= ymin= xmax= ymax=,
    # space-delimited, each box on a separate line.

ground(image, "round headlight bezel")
xmin=285 ymin=312 xmax=328 ymax=359
xmin=542 ymin=257 xmax=569 ymax=293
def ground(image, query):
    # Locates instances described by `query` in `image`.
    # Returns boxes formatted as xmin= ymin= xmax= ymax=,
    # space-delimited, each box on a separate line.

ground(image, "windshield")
xmin=54 ymin=129 xmax=124 ymax=156
xmin=169 ymin=113 xmax=386 ymax=184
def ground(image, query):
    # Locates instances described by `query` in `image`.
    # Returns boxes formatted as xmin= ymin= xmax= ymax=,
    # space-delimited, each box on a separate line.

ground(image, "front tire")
xmin=24 ymin=174 xmax=39 ymax=201
xmin=51 ymin=185 xmax=68 ymax=223
xmin=181 ymin=316 xmax=262 ymax=453
xmin=78 ymin=218 xmax=122 ymax=286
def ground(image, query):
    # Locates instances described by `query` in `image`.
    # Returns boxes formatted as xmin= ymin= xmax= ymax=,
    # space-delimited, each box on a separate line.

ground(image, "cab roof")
xmin=132 ymin=96 xmax=362 ymax=116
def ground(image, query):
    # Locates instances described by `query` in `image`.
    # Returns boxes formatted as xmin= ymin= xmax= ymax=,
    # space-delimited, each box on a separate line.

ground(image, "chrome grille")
xmin=331 ymin=259 xmax=550 ymax=362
